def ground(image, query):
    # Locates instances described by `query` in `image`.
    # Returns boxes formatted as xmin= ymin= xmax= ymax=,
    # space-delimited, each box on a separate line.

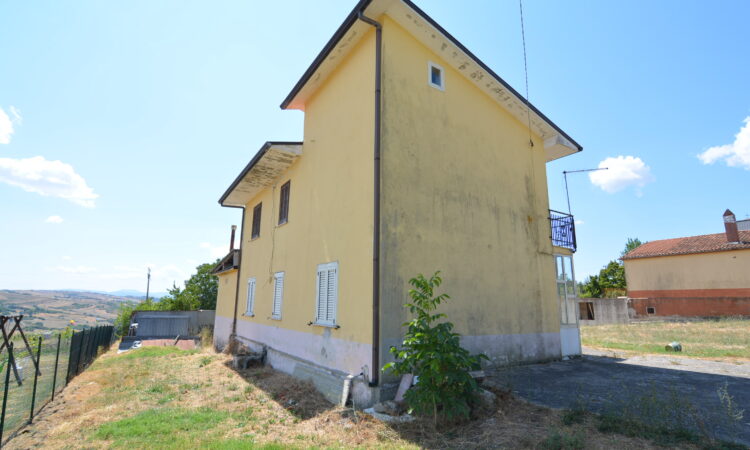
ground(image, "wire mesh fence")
xmin=0 ymin=325 xmax=113 ymax=447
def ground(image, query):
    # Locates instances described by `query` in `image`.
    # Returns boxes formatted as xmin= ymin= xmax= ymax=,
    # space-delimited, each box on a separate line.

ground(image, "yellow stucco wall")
xmin=234 ymin=30 xmax=375 ymax=352
xmin=625 ymin=249 xmax=750 ymax=291
xmin=215 ymin=269 xmax=237 ymax=319
xmin=378 ymin=16 xmax=559 ymax=361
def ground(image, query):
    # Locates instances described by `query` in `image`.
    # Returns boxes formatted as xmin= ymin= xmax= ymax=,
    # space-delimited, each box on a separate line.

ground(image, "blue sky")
xmin=1 ymin=0 xmax=748 ymax=292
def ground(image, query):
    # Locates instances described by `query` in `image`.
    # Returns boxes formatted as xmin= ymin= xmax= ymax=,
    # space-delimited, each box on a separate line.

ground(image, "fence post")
xmin=28 ymin=336 xmax=42 ymax=424
xmin=1 ymin=343 xmax=15 ymax=447
xmin=75 ymin=329 xmax=86 ymax=376
xmin=51 ymin=334 xmax=61 ymax=402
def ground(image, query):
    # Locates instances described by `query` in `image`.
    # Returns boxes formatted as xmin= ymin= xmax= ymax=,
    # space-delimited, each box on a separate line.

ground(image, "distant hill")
xmin=0 ymin=290 xmax=138 ymax=332
xmin=59 ymin=289 xmax=167 ymax=299
xmin=107 ymin=289 xmax=168 ymax=298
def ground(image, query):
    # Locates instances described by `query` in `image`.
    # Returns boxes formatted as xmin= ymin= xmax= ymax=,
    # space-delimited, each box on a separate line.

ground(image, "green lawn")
xmin=581 ymin=318 xmax=750 ymax=359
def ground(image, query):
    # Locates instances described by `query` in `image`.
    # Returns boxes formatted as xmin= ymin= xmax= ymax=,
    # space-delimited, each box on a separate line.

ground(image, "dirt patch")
xmin=139 ymin=339 xmax=197 ymax=350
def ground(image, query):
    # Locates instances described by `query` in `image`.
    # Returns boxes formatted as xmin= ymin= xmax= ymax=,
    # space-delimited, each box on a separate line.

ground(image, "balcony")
xmin=549 ymin=210 xmax=577 ymax=252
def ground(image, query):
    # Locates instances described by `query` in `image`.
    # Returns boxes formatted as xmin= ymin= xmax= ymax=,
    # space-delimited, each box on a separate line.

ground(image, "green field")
xmin=581 ymin=318 xmax=750 ymax=359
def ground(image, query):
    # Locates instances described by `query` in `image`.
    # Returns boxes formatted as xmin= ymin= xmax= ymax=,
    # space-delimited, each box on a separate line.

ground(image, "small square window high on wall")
xmin=279 ymin=181 xmax=290 ymax=225
xmin=251 ymin=203 xmax=262 ymax=239
xmin=428 ymin=62 xmax=444 ymax=91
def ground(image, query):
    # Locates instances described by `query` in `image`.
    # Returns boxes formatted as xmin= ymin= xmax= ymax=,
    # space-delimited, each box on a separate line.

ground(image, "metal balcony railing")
xmin=549 ymin=209 xmax=577 ymax=252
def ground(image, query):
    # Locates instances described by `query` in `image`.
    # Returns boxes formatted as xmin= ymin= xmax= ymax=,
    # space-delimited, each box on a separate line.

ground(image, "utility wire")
xmin=519 ymin=0 xmax=533 ymax=147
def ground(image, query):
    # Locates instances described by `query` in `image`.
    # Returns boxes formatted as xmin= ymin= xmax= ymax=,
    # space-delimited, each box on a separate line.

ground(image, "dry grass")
xmin=5 ymin=346 xmax=700 ymax=449
xmin=581 ymin=318 xmax=750 ymax=360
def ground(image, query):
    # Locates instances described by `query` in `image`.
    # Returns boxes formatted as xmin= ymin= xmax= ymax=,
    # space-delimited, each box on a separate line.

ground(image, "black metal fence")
xmin=0 ymin=325 xmax=113 ymax=447
xmin=549 ymin=209 xmax=577 ymax=252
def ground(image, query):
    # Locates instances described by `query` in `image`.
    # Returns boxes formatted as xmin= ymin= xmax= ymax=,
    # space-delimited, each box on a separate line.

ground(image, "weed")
xmin=717 ymin=382 xmax=745 ymax=441
xmin=227 ymin=383 xmax=239 ymax=391
xmin=561 ymin=408 xmax=586 ymax=426
xmin=179 ymin=383 xmax=201 ymax=392
xmin=199 ymin=356 xmax=213 ymax=367
xmin=594 ymin=384 xmax=706 ymax=447
xmin=540 ymin=429 xmax=585 ymax=450
xmin=244 ymin=385 xmax=255 ymax=395
xmin=146 ymin=384 xmax=166 ymax=394
xmin=157 ymin=393 xmax=176 ymax=405
xmin=199 ymin=326 xmax=213 ymax=348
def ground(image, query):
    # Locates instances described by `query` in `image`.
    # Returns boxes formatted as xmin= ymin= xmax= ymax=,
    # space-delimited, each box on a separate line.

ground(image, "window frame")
xmin=245 ymin=278 xmax=256 ymax=317
xmin=278 ymin=180 xmax=290 ymax=225
xmin=428 ymin=61 xmax=445 ymax=91
xmin=251 ymin=203 xmax=262 ymax=239
xmin=314 ymin=262 xmax=338 ymax=327
xmin=271 ymin=271 xmax=284 ymax=320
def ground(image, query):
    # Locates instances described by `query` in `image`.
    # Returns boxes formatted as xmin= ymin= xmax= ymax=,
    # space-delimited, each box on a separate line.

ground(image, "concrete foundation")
xmin=219 ymin=316 xmax=569 ymax=408
xmin=578 ymin=298 xmax=633 ymax=325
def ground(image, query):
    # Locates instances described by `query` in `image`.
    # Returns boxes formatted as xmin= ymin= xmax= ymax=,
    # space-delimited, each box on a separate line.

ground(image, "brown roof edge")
xmin=279 ymin=0 xmax=582 ymax=152
xmin=211 ymin=249 xmax=240 ymax=275
xmin=218 ymin=141 xmax=303 ymax=206
xmin=622 ymin=231 xmax=750 ymax=260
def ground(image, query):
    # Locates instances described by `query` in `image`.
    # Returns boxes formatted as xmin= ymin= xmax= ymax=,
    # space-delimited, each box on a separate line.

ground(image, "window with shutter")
xmin=245 ymin=278 xmax=256 ymax=316
xmin=278 ymin=181 xmax=290 ymax=225
xmin=251 ymin=203 xmax=262 ymax=239
xmin=315 ymin=262 xmax=338 ymax=326
xmin=272 ymin=272 xmax=284 ymax=319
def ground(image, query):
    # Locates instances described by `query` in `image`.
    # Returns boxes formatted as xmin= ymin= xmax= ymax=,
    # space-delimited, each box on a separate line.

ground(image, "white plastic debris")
xmin=363 ymin=407 xmax=415 ymax=423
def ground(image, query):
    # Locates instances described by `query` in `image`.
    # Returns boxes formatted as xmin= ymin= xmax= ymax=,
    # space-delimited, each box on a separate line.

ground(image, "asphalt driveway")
xmin=486 ymin=348 xmax=750 ymax=446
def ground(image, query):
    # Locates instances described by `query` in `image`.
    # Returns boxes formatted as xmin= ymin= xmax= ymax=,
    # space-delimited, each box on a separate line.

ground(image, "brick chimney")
xmin=723 ymin=209 xmax=740 ymax=243
xmin=229 ymin=225 xmax=237 ymax=251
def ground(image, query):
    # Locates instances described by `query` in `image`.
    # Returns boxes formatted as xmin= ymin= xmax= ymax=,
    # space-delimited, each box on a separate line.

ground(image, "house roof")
xmin=280 ymin=0 xmax=582 ymax=162
xmin=219 ymin=142 xmax=303 ymax=207
xmin=212 ymin=249 xmax=240 ymax=275
xmin=622 ymin=231 xmax=750 ymax=260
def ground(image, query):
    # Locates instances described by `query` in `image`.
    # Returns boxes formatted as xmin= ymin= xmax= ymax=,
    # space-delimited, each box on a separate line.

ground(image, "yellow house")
xmin=623 ymin=210 xmax=750 ymax=317
xmin=213 ymin=0 xmax=582 ymax=405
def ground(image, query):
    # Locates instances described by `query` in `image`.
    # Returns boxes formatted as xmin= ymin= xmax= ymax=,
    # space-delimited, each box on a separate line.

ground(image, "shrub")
xmin=383 ymin=271 xmax=487 ymax=423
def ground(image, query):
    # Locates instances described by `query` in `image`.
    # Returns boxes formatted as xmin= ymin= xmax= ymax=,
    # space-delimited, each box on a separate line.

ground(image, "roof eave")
xmin=279 ymin=0 xmax=582 ymax=153
xmin=218 ymin=141 xmax=304 ymax=208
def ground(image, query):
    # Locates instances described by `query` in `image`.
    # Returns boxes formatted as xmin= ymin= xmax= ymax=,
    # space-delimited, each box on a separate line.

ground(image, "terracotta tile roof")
xmin=622 ymin=231 xmax=750 ymax=260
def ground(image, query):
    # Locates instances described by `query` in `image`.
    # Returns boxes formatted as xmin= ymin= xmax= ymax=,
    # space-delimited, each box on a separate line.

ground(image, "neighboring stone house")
xmin=212 ymin=0 xmax=582 ymax=405
xmin=623 ymin=210 xmax=750 ymax=317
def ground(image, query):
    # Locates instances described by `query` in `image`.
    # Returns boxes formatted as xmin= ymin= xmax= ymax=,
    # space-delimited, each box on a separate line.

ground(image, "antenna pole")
xmin=145 ymin=267 xmax=151 ymax=301
xmin=563 ymin=167 xmax=608 ymax=215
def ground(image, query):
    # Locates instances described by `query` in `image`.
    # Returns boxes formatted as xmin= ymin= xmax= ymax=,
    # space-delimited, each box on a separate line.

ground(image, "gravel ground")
xmin=486 ymin=347 xmax=750 ymax=446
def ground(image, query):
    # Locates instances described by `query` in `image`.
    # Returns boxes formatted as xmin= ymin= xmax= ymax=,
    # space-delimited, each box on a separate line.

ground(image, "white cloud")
xmin=62 ymin=255 xmax=72 ymax=261
xmin=574 ymin=220 xmax=585 ymax=225
xmin=45 ymin=215 xmax=64 ymax=224
xmin=200 ymin=242 xmax=229 ymax=259
xmin=589 ymin=155 xmax=654 ymax=194
xmin=0 ymin=107 xmax=13 ymax=144
xmin=54 ymin=265 xmax=97 ymax=274
xmin=0 ymin=156 xmax=98 ymax=207
xmin=698 ymin=117 xmax=750 ymax=170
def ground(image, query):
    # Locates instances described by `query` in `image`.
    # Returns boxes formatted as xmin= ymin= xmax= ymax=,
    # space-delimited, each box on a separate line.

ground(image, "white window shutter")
xmin=326 ymin=266 xmax=337 ymax=323
xmin=315 ymin=262 xmax=338 ymax=326
xmin=246 ymin=278 xmax=256 ymax=315
xmin=272 ymin=272 xmax=284 ymax=319
xmin=316 ymin=268 xmax=327 ymax=323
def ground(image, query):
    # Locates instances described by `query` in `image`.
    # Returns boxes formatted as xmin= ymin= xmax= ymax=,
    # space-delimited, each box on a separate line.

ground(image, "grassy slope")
xmin=5 ymin=346 xmax=681 ymax=450
xmin=581 ymin=319 xmax=750 ymax=359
